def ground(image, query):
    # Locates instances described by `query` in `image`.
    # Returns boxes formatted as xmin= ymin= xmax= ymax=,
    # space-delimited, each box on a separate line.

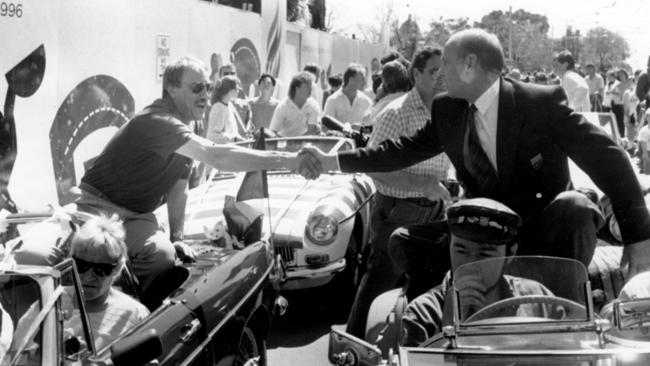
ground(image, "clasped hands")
xmin=292 ymin=145 xmax=331 ymax=180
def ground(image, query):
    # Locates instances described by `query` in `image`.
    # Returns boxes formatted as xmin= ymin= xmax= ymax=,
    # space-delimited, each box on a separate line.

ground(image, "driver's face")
xmin=450 ymin=235 xmax=508 ymax=272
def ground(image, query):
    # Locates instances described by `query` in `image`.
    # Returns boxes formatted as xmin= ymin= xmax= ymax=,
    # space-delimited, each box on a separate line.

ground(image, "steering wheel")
xmin=465 ymin=295 xmax=587 ymax=323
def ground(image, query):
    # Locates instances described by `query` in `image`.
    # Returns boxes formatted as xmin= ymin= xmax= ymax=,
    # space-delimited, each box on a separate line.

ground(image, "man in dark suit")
xmin=300 ymin=28 xmax=650 ymax=288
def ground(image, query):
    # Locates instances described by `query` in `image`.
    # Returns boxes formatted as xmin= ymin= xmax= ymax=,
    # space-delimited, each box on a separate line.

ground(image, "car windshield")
xmin=0 ymin=274 xmax=42 ymax=366
xmin=235 ymin=137 xmax=352 ymax=155
xmin=452 ymin=256 xmax=589 ymax=325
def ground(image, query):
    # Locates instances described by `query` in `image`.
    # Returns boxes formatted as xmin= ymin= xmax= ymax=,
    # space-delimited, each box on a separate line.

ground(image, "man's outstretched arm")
xmin=175 ymin=134 xmax=321 ymax=176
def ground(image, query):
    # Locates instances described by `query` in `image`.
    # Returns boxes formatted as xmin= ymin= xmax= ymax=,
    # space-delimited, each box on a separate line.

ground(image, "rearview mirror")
xmin=64 ymin=335 xmax=90 ymax=361
xmin=328 ymin=328 xmax=382 ymax=366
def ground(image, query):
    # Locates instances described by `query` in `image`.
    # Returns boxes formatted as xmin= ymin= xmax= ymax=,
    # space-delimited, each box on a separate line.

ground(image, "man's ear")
xmin=466 ymin=54 xmax=477 ymax=70
xmin=507 ymin=243 xmax=518 ymax=257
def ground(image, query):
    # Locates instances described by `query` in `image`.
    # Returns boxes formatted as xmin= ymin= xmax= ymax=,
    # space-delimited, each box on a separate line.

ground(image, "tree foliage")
xmin=425 ymin=17 xmax=471 ymax=48
xmin=391 ymin=15 xmax=421 ymax=60
xmin=581 ymin=27 xmax=630 ymax=71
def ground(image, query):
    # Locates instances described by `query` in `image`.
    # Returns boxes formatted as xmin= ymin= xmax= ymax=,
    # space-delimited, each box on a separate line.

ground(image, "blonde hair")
xmin=71 ymin=214 xmax=127 ymax=268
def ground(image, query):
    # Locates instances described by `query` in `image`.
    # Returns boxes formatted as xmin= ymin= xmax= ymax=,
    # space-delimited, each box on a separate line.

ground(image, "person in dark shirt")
xmin=78 ymin=56 xmax=310 ymax=291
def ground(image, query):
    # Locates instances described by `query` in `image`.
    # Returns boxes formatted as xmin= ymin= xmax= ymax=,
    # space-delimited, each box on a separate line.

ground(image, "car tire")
xmin=233 ymin=326 xmax=267 ymax=366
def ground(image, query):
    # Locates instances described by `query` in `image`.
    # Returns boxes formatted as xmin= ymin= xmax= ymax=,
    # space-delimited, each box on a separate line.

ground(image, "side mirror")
xmin=614 ymin=298 xmax=650 ymax=338
xmin=64 ymin=335 xmax=90 ymax=361
xmin=111 ymin=329 xmax=162 ymax=366
xmin=328 ymin=329 xmax=382 ymax=366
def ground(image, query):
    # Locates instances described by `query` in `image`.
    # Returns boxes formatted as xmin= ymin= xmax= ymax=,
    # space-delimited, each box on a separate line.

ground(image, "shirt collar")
xmin=473 ymin=78 xmax=500 ymax=116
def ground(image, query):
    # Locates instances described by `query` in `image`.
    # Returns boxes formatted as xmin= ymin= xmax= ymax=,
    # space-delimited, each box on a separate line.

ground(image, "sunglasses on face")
xmin=73 ymin=256 xmax=118 ymax=277
xmin=222 ymin=71 xmax=236 ymax=76
xmin=189 ymin=82 xmax=213 ymax=94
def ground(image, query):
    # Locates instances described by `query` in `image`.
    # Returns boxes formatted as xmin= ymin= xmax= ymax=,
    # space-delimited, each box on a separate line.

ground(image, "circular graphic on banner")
xmin=49 ymin=75 xmax=134 ymax=205
xmin=231 ymin=38 xmax=261 ymax=97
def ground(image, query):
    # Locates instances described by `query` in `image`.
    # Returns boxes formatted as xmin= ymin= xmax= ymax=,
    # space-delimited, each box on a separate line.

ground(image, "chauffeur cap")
xmin=447 ymin=198 xmax=522 ymax=245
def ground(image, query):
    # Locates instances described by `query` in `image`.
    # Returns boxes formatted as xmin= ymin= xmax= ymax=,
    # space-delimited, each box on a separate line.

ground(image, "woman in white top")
xmin=207 ymin=76 xmax=245 ymax=143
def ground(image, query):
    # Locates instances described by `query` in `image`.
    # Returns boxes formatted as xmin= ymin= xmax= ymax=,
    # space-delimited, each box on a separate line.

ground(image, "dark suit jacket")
xmin=339 ymin=78 xmax=650 ymax=244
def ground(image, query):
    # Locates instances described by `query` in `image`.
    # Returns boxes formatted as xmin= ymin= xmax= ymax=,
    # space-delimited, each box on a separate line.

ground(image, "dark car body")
xmin=0 ymin=212 xmax=283 ymax=366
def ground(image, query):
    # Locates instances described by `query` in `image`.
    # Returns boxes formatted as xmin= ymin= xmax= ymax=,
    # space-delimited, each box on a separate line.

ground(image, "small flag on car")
xmin=223 ymin=128 xmax=269 ymax=246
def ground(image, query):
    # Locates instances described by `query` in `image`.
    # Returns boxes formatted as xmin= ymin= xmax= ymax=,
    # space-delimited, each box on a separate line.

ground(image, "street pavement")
xmin=268 ymin=277 xmax=355 ymax=366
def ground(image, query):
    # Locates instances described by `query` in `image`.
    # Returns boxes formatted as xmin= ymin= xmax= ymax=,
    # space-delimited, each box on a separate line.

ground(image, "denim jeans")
xmin=345 ymin=192 xmax=444 ymax=338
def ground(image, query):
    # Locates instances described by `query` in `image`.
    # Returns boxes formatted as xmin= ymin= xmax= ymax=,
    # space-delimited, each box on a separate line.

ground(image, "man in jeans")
xmin=345 ymin=47 xmax=453 ymax=338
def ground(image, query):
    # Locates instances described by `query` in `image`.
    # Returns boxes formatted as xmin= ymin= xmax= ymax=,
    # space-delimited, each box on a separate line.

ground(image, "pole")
xmin=508 ymin=6 xmax=513 ymax=61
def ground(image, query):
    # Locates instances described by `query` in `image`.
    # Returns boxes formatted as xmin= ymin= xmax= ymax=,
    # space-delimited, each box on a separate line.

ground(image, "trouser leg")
xmin=123 ymin=213 xmax=176 ymax=292
xmin=520 ymin=190 xmax=604 ymax=267
xmin=345 ymin=193 xmax=443 ymax=338
xmin=389 ymin=221 xmax=450 ymax=301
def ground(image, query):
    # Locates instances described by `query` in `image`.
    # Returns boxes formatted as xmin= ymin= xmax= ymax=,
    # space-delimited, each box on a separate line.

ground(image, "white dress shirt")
xmin=562 ymin=70 xmax=591 ymax=112
xmin=472 ymin=78 xmax=501 ymax=172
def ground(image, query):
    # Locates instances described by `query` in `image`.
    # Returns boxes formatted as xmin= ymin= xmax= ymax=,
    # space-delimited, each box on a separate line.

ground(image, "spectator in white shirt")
xmin=585 ymin=64 xmax=605 ymax=112
xmin=552 ymin=50 xmax=591 ymax=112
xmin=304 ymin=63 xmax=324 ymax=108
xmin=269 ymin=72 xmax=321 ymax=137
xmin=323 ymin=63 xmax=373 ymax=125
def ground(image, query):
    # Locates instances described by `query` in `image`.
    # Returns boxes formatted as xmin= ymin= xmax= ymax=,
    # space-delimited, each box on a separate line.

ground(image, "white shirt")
xmin=472 ymin=78 xmax=501 ymax=172
xmin=269 ymin=97 xmax=321 ymax=137
xmin=323 ymin=89 xmax=373 ymax=124
xmin=561 ymin=70 xmax=591 ymax=112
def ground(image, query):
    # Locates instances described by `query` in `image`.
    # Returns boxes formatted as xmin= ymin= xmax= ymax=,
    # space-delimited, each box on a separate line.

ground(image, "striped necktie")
xmin=463 ymin=104 xmax=498 ymax=193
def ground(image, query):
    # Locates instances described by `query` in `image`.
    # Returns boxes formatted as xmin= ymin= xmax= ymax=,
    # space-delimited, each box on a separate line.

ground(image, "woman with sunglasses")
xmin=63 ymin=214 xmax=149 ymax=352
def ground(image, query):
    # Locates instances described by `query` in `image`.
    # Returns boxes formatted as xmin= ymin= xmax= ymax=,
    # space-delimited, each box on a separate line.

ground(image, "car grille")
xmin=275 ymin=246 xmax=296 ymax=265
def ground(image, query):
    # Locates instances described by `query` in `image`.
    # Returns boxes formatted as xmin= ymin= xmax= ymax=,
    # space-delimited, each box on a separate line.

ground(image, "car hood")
xmin=182 ymin=173 xmax=371 ymax=242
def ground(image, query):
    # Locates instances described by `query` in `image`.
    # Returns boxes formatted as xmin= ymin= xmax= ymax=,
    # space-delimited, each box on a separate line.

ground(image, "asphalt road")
xmin=267 ymin=278 xmax=355 ymax=366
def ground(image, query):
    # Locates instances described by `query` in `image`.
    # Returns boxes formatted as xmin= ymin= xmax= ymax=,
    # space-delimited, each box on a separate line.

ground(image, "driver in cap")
xmin=399 ymin=198 xmax=560 ymax=346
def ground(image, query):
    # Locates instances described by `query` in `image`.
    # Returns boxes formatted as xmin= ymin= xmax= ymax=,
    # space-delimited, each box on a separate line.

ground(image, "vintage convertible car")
xmin=328 ymin=256 xmax=650 ymax=366
xmin=0 ymin=212 xmax=284 ymax=366
xmin=180 ymin=136 xmax=375 ymax=291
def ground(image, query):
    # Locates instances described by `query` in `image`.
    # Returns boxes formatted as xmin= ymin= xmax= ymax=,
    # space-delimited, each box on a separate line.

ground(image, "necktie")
xmin=463 ymin=104 xmax=498 ymax=193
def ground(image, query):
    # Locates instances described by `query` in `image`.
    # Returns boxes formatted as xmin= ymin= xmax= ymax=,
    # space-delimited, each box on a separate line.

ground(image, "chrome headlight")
xmin=306 ymin=214 xmax=338 ymax=245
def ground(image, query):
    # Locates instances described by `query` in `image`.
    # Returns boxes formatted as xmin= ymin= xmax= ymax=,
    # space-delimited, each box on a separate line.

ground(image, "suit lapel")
xmin=496 ymin=78 xmax=523 ymax=194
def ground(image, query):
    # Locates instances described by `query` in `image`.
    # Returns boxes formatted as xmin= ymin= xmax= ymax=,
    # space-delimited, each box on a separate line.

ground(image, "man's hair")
xmin=258 ymin=73 xmax=276 ymax=87
xmin=288 ymin=71 xmax=314 ymax=99
xmin=409 ymin=46 xmax=442 ymax=84
xmin=162 ymin=56 xmax=206 ymax=98
xmin=381 ymin=60 xmax=410 ymax=94
xmin=303 ymin=63 xmax=320 ymax=79
xmin=554 ymin=50 xmax=576 ymax=70
xmin=451 ymin=28 xmax=505 ymax=73
xmin=328 ymin=74 xmax=343 ymax=88
xmin=585 ymin=63 xmax=595 ymax=69
xmin=71 ymin=214 xmax=128 ymax=268
xmin=343 ymin=63 xmax=365 ymax=87
xmin=211 ymin=75 xmax=238 ymax=105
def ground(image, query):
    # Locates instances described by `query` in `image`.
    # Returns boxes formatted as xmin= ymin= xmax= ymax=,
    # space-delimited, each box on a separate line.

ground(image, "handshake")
xmin=292 ymin=145 xmax=337 ymax=180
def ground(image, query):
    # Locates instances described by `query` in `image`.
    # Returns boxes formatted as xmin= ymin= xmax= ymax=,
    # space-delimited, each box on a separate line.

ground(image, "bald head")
xmin=446 ymin=28 xmax=505 ymax=74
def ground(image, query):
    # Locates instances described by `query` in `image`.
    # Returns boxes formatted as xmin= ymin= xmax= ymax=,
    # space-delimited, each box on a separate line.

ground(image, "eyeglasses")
xmin=73 ymin=256 xmax=118 ymax=277
xmin=222 ymin=71 xmax=236 ymax=76
xmin=188 ymin=82 xmax=213 ymax=95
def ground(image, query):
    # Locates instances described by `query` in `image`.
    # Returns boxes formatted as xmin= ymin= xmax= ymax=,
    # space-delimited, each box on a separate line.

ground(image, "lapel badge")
xmin=530 ymin=153 xmax=543 ymax=169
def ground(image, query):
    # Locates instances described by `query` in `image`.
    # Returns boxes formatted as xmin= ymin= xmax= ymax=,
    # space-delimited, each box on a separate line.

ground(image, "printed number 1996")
xmin=1 ymin=2 xmax=23 ymax=17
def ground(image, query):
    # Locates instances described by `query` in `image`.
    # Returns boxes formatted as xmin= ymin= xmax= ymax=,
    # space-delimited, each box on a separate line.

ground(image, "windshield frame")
xmin=450 ymin=256 xmax=596 ymax=333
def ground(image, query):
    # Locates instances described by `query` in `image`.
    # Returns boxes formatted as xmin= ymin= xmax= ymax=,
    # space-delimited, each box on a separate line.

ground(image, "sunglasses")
xmin=222 ymin=71 xmax=236 ymax=76
xmin=73 ymin=256 xmax=118 ymax=277
xmin=189 ymin=82 xmax=213 ymax=95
